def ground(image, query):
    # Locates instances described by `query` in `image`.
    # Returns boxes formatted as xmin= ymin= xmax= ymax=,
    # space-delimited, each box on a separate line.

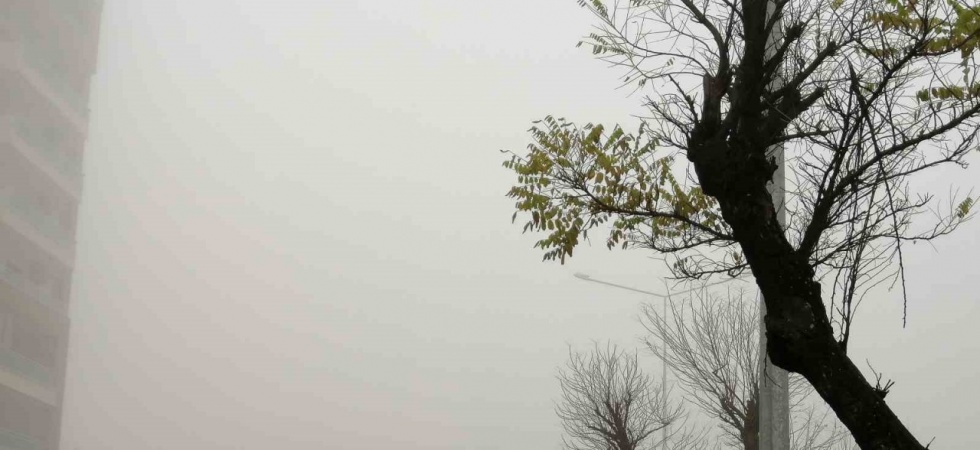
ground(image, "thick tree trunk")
xmin=690 ymin=167 xmax=925 ymax=449
xmin=684 ymin=6 xmax=927 ymax=440
xmin=743 ymin=394 xmax=759 ymax=450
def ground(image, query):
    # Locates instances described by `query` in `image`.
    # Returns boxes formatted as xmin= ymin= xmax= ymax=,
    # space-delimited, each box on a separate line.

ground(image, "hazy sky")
xmin=58 ymin=1 xmax=979 ymax=449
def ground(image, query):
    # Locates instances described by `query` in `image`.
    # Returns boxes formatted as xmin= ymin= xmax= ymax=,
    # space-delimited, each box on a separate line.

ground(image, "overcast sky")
xmin=58 ymin=1 xmax=979 ymax=449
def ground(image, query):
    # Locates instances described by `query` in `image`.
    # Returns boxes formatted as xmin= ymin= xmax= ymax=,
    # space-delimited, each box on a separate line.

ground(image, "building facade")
xmin=0 ymin=1 xmax=103 ymax=449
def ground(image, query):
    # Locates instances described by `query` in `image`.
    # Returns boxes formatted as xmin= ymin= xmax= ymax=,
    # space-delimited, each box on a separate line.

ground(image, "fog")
xmin=49 ymin=0 xmax=980 ymax=449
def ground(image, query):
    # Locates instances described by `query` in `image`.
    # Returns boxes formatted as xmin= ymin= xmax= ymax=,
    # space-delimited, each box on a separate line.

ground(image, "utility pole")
xmin=759 ymin=0 xmax=791 ymax=447
xmin=573 ymin=274 xmax=740 ymax=450
xmin=574 ymin=273 xmax=672 ymax=449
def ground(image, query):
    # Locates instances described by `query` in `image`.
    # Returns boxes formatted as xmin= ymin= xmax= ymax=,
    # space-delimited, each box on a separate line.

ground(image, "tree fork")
xmin=699 ymin=165 xmax=926 ymax=449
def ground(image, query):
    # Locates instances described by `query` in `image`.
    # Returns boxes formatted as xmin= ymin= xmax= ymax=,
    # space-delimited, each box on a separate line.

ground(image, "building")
xmin=0 ymin=1 xmax=103 ymax=449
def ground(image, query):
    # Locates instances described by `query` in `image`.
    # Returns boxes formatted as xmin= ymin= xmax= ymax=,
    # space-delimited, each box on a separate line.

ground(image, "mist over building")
xmin=0 ymin=2 xmax=103 ymax=449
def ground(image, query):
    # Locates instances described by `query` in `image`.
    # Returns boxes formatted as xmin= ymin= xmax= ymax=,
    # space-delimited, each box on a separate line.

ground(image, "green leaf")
xmin=956 ymin=197 xmax=974 ymax=219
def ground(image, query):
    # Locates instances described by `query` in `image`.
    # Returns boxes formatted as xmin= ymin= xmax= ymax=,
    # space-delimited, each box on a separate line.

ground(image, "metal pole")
xmin=573 ymin=274 xmax=671 ymax=449
xmin=573 ymin=273 xmax=734 ymax=299
xmin=661 ymin=284 xmax=669 ymax=450
xmin=572 ymin=274 xmax=744 ymax=449
xmin=759 ymin=0 xmax=791 ymax=447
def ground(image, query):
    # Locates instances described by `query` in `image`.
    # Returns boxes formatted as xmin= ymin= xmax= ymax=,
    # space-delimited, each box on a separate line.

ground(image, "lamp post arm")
xmin=573 ymin=273 xmax=740 ymax=299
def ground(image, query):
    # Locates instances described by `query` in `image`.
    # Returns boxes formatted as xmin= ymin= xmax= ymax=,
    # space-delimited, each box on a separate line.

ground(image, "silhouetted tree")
xmin=556 ymin=344 xmax=705 ymax=450
xmin=504 ymin=0 xmax=980 ymax=446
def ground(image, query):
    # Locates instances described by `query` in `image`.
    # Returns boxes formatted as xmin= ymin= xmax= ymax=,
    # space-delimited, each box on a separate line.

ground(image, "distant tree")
xmin=556 ymin=344 xmax=705 ymax=450
xmin=504 ymin=0 xmax=980 ymax=447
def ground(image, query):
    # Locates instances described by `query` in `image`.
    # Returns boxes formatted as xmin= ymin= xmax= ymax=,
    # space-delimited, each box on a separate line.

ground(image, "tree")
xmin=558 ymin=302 xmax=856 ymax=450
xmin=639 ymin=287 xmax=855 ymax=450
xmin=503 ymin=0 xmax=980 ymax=447
xmin=556 ymin=344 xmax=704 ymax=450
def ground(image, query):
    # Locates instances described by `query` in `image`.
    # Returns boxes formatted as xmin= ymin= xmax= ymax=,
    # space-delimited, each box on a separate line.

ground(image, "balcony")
xmin=0 ymin=116 xmax=82 ymax=197
xmin=0 ymin=41 xmax=87 ymax=133
xmin=0 ymin=347 xmax=54 ymax=390
xmin=18 ymin=44 xmax=89 ymax=118
xmin=0 ymin=188 xmax=75 ymax=255
xmin=0 ymin=428 xmax=40 ymax=450
xmin=0 ymin=259 xmax=67 ymax=313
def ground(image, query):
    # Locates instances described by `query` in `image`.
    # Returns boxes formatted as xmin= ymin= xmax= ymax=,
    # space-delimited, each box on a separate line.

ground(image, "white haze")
xmin=58 ymin=1 xmax=979 ymax=449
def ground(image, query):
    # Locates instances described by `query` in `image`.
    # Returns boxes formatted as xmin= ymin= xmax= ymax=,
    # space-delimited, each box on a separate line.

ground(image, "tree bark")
xmin=743 ymin=394 xmax=759 ymax=450
xmin=681 ymin=1 xmax=928 ymax=445
xmin=687 ymin=148 xmax=925 ymax=449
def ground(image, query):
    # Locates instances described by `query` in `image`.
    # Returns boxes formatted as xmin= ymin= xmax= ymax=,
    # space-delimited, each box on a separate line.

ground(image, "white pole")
xmin=661 ymin=284 xmax=669 ymax=450
xmin=572 ymin=274 xmax=743 ymax=449
xmin=759 ymin=0 xmax=791 ymax=447
xmin=572 ymin=273 xmax=734 ymax=298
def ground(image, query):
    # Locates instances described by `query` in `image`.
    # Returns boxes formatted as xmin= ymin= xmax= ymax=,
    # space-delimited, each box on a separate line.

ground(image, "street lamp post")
xmin=574 ymin=8 xmax=791 ymax=444
xmin=572 ymin=273 xmax=737 ymax=449
xmin=760 ymin=0 xmax=792 ymax=448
